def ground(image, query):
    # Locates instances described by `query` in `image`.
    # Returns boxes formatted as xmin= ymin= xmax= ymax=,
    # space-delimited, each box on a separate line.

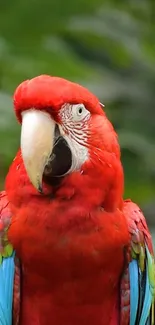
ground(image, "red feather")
xmin=14 ymin=75 xmax=104 ymax=123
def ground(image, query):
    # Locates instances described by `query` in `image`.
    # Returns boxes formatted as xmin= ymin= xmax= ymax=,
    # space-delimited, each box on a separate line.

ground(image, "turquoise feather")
xmin=129 ymin=243 xmax=155 ymax=325
xmin=129 ymin=259 xmax=139 ymax=325
xmin=0 ymin=253 xmax=15 ymax=325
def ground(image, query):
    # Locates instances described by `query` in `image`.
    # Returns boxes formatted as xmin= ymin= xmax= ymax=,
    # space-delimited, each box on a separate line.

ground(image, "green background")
xmin=0 ymin=0 xmax=155 ymax=238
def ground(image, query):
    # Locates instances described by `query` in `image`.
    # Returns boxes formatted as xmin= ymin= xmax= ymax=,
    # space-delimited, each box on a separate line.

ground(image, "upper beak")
xmin=21 ymin=109 xmax=55 ymax=192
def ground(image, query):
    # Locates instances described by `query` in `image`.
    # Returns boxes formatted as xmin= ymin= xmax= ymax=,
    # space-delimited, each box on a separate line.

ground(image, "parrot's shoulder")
xmin=0 ymin=190 xmax=20 ymax=325
xmin=120 ymin=199 xmax=155 ymax=325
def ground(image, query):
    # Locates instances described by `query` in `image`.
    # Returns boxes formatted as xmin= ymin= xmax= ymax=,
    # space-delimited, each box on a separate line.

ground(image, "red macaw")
xmin=0 ymin=75 xmax=154 ymax=325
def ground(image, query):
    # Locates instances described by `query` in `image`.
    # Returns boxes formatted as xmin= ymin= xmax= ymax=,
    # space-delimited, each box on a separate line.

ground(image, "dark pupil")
xmin=79 ymin=107 xmax=83 ymax=114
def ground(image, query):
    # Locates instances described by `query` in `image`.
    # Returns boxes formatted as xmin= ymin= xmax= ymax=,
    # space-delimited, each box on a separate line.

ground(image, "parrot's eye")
xmin=71 ymin=104 xmax=90 ymax=122
xmin=77 ymin=106 xmax=83 ymax=115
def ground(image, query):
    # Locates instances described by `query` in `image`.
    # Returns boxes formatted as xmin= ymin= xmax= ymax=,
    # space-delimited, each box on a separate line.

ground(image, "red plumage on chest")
xmin=8 ymin=184 xmax=129 ymax=325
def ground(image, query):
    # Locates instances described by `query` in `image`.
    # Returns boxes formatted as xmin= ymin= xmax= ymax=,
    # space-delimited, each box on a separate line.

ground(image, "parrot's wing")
xmin=120 ymin=199 xmax=155 ymax=325
xmin=0 ymin=191 xmax=20 ymax=325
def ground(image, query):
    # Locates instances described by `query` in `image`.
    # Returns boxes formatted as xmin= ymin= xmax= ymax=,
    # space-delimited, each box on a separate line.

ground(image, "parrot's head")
xmin=10 ymin=75 xmax=124 ymax=211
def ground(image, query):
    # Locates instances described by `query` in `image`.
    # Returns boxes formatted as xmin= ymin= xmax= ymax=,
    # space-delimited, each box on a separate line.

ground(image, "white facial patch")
xmin=59 ymin=103 xmax=91 ymax=173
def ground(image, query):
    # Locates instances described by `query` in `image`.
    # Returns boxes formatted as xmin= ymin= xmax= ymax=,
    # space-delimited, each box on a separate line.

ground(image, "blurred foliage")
xmin=0 ymin=0 xmax=155 ymax=219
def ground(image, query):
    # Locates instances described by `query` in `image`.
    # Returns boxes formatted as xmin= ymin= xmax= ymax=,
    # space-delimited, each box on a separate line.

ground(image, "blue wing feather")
xmin=139 ymin=260 xmax=152 ymax=325
xmin=121 ymin=200 xmax=155 ymax=325
xmin=129 ymin=259 xmax=139 ymax=325
xmin=0 ymin=253 xmax=15 ymax=325
xmin=129 ymin=245 xmax=154 ymax=325
xmin=0 ymin=192 xmax=16 ymax=325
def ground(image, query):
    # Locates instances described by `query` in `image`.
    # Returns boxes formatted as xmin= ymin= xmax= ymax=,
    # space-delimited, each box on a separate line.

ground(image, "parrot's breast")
xmin=8 ymin=198 xmax=129 ymax=325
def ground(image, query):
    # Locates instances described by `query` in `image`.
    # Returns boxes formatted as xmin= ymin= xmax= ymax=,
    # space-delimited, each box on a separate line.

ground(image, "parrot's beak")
xmin=21 ymin=110 xmax=55 ymax=192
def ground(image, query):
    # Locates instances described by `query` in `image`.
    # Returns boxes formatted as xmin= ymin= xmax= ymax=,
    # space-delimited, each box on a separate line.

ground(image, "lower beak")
xmin=21 ymin=110 xmax=55 ymax=192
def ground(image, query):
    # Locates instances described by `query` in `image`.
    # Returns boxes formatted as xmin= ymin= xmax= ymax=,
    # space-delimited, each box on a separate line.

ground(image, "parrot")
xmin=0 ymin=74 xmax=155 ymax=325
